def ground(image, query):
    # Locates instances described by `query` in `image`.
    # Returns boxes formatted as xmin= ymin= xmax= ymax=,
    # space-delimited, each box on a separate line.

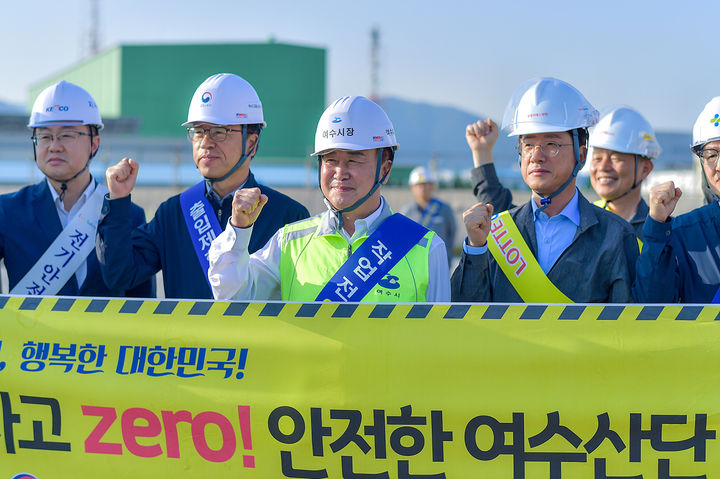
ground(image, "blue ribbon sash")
xmin=179 ymin=181 xmax=223 ymax=287
xmin=315 ymin=213 xmax=428 ymax=302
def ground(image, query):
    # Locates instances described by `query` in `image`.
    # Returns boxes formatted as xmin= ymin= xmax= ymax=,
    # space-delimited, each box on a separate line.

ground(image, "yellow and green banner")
xmin=1 ymin=295 xmax=719 ymax=477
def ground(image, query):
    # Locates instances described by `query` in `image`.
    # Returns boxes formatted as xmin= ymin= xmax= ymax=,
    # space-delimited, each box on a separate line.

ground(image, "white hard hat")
xmin=312 ymin=96 xmax=398 ymax=156
xmin=692 ymin=97 xmax=720 ymax=152
xmin=183 ymin=73 xmax=265 ymax=127
xmin=589 ymin=106 xmax=661 ymax=159
xmin=28 ymin=80 xmax=103 ymax=130
xmin=501 ymin=77 xmax=598 ymax=137
xmin=409 ymin=166 xmax=436 ymax=185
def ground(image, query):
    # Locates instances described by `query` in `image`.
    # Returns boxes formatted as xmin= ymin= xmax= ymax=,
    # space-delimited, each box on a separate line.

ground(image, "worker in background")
xmin=0 ymin=80 xmax=153 ymax=297
xmin=452 ymin=77 xmax=638 ymax=303
xmin=634 ymin=97 xmax=720 ymax=303
xmin=208 ymin=95 xmax=450 ymax=302
xmin=97 ymin=73 xmax=309 ymax=298
xmin=399 ymin=166 xmax=456 ymax=262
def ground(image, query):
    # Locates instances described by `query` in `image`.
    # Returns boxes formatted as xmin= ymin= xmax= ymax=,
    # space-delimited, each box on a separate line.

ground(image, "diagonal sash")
xmin=11 ymin=184 xmax=108 ymax=296
xmin=179 ymin=181 xmax=223 ymax=288
xmin=315 ymin=214 xmax=428 ymax=302
xmin=487 ymin=210 xmax=572 ymax=303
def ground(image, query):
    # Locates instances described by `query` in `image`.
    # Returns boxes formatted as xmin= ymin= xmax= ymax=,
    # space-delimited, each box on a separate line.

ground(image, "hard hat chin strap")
xmin=535 ymin=129 xmax=582 ymax=213
xmin=206 ymin=125 xmax=259 ymax=185
xmin=319 ymin=149 xmax=391 ymax=232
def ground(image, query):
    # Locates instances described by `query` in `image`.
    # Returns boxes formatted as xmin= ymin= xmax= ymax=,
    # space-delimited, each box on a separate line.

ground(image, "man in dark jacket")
xmin=634 ymin=96 xmax=720 ymax=303
xmin=2 ymin=80 xmax=152 ymax=297
xmin=451 ymin=78 xmax=637 ymax=303
xmin=96 ymin=73 xmax=309 ymax=299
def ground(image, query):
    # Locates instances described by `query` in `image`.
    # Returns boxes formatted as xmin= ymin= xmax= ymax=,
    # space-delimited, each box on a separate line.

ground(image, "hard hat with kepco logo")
xmin=183 ymin=73 xmax=265 ymax=127
xmin=27 ymin=80 xmax=104 ymax=130
xmin=589 ymin=106 xmax=661 ymax=160
xmin=692 ymin=96 xmax=720 ymax=153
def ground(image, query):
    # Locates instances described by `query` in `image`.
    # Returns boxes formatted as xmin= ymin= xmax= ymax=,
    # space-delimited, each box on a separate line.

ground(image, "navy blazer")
xmin=0 ymin=180 xmax=154 ymax=297
xmin=96 ymin=172 xmax=310 ymax=299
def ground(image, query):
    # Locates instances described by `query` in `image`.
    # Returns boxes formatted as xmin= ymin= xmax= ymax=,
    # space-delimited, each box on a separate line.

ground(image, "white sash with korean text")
xmin=11 ymin=184 xmax=108 ymax=296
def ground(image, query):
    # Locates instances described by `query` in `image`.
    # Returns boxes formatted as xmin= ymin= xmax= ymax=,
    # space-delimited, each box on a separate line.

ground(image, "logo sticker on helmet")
xmin=711 ymin=114 xmax=720 ymax=127
xmin=45 ymin=104 xmax=69 ymax=112
xmin=372 ymin=136 xmax=383 ymax=142
xmin=201 ymin=92 xmax=213 ymax=103
xmin=236 ymin=113 xmax=247 ymax=119
xmin=332 ymin=117 xmax=342 ymax=123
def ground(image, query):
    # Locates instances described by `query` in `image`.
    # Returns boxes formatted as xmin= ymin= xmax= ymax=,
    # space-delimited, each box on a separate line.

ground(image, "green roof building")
xmin=28 ymin=42 xmax=326 ymax=163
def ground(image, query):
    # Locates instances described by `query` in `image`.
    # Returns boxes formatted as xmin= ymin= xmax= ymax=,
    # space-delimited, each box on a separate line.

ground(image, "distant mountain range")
xmin=0 ymin=100 xmax=24 ymax=115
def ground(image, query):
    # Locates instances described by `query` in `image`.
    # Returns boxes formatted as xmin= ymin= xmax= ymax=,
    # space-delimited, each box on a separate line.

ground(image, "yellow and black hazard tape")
xmin=1 ymin=295 xmax=719 ymax=322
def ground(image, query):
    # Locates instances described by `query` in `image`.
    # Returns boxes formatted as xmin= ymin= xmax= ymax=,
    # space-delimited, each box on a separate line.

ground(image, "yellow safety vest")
xmin=279 ymin=216 xmax=433 ymax=302
xmin=487 ymin=211 xmax=572 ymax=303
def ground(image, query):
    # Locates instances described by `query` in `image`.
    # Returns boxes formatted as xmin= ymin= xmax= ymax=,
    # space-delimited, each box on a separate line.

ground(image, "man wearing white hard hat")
xmin=97 ymin=73 xmax=309 ymax=299
xmin=399 ymin=166 xmax=456 ymax=262
xmin=467 ymin=106 xmax=660 ymax=243
xmin=0 ymin=80 xmax=152 ymax=297
xmin=452 ymin=77 xmax=638 ymax=303
xmin=634 ymin=97 xmax=720 ymax=303
xmin=587 ymin=107 xmax=659 ymax=240
xmin=208 ymin=96 xmax=450 ymax=302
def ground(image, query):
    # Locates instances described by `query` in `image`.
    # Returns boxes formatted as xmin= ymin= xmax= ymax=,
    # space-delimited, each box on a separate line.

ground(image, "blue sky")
xmin=2 ymin=0 xmax=718 ymax=132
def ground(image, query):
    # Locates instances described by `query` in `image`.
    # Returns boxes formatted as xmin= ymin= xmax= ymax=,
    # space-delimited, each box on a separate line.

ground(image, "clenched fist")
xmin=466 ymin=118 xmax=499 ymax=167
xmin=106 ymin=157 xmax=139 ymax=199
xmin=230 ymin=187 xmax=268 ymax=228
xmin=648 ymin=181 xmax=682 ymax=223
xmin=463 ymin=202 xmax=495 ymax=247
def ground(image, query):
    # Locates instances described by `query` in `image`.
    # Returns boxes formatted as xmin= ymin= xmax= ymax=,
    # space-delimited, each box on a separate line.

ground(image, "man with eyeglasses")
xmin=634 ymin=97 xmax=720 ymax=303
xmin=466 ymin=107 xmax=660 ymax=244
xmin=96 ymin=73 xmax=309 ymax=298
xmin=208 ymin=95 xmax=450 ymax=302
xmin=0 ymin=80 xmax=152 ymax=296
xmin=451 ymin=77 xmax=638 ymax=303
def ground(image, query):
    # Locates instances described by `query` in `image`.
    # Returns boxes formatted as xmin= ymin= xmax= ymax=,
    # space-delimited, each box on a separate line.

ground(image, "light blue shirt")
xmin=463 ymin=189 xmax=581 ymax=274
xmin=531 ymin=189 xmax=580 ymax=273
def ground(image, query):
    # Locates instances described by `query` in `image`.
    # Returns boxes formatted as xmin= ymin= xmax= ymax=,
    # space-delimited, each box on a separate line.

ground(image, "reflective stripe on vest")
xmin=593 ymin=199 xmax=643 ymax=250
xmin=487 ymin=211 xmax=572 ymax=303
xmin=279 ymin=216 xmax=433 ymax=302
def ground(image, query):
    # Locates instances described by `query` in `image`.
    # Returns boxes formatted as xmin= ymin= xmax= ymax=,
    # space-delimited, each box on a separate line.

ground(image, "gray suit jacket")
xmin=451 ymin=190 xmax=638 ymax=303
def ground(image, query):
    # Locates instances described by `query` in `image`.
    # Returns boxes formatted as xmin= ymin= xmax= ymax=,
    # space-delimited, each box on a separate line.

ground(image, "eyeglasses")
xmin=32 ymin=131 xmax=90 ymax=147
xmin=187 ymin=126 xmax=243 ymax=142
xmin=517 ymin=142 xmax=572 ymax=158
xmin=699 ymin=148 xmax=720 ymax=168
